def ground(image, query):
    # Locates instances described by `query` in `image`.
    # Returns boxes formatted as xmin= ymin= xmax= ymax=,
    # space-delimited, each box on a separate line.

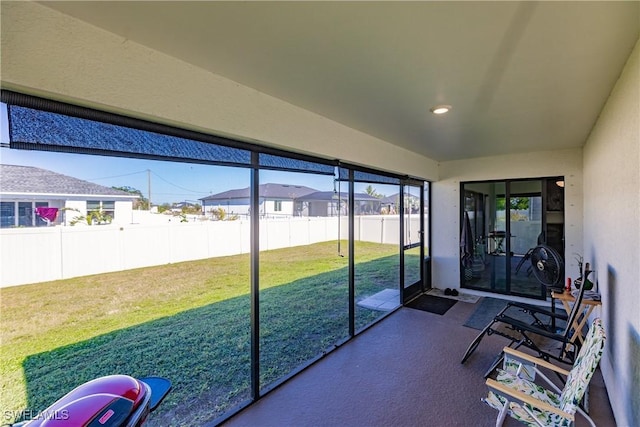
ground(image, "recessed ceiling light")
xmin=430 ymin=105 xmax=452 ymax=115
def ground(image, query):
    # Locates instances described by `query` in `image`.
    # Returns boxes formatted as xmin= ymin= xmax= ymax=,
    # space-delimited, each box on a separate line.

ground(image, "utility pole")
xmin=147 ymin=169 xmax=151 ymax=211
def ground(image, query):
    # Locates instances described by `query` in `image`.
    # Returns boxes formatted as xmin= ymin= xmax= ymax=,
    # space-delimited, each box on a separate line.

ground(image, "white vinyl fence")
xmin=1 ymin=215 xmax=420 ymax=288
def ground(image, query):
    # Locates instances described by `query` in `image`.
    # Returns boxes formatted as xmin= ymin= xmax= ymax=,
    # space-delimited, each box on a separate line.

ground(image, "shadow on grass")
xmin=21 ymin=254 xmax=412 ymax=426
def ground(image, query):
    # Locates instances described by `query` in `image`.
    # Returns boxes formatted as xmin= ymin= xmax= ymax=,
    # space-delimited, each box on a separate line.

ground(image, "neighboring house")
xmin=170 ymin=201 xmax=200 ymax=213
xmin=380 ymin=193 xmax=420 ymax=214
xmin=294 ymin=191 xmax=382 ymax=217
xmin=0 ymin=164 xmax=138 ymax=227
xmin=200 ymin=183 xmax=317 ymax=218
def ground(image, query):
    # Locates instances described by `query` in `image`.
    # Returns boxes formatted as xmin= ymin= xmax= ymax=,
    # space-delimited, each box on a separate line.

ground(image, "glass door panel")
xmin=354 ymin=180 xmax=400 ymax=330
xmin=509 ymin=180 xmax=545 ymax=298
xmin=259 ymin=169 xmax=349 ymax=393
xmin=488 ymin=182 xmax=508 ymax=293
xmin=461 ymin=188 xmax=485 ymax=288
xmin=402 ymin=183 xmax=423 ymax=301
xmin=461 ymin=181 xmax=507 ymax=293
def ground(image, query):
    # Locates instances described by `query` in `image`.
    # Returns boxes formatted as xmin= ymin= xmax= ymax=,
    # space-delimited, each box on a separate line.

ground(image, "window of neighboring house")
xmin=0 ymin=201 xmax=51 ymax=227
xmin=102 ymin=201 xmax=115 ymax=219
xmin=274 ymin=200 xmax=283 ymax=212
xmin=0 ymin=201 xmax=15 ymax=227
xmin=35 ymin=202 xmax=49 ymax=227
xmin=87 ymin=201 xmax=115 ymax=223
xmin=18 ymin=202 xmax=33 ymax=227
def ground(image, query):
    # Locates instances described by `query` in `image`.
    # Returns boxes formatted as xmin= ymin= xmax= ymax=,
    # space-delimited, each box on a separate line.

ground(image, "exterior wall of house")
xmin=63 ymin=200 xmax=87 ymax=225
xmin=61 ymin=199 xmax=134 ymax=226
xmin=0 ymin=198 xmax=133 ymax=227
xmin=433 ymin=148 xmax=584 ymax=292
xmin=582 ymin=37 xmax=639 ymax=427
xmin=262 ymin=199 xmax=294 ymax=217
xmin=114 ymin=200 xmax=133 ymax=225
xmin=203 ymin=200 xmax=284 ymax=218
xmin=202 ymin=199 xmax=251 ymax=217
xmin=202 ymin=199 xmax=296 ymax=218
xmin=0 ymin=1 xmax=438 ymax=182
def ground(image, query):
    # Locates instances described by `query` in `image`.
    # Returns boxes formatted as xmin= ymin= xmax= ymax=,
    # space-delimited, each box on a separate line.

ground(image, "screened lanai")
xmin=1 ymin=2 xmax=638 ymax=426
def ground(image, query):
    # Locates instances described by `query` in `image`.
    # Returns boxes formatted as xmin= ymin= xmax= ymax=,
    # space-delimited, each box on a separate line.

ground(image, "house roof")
xmin=380 ymin=193 xmax=419 ymax=204
xmin=0 ymin=164 xmax=137 ymax=198
xmin=201 ymin=183 xmax=317 ymax=202
xmin=296 ymin=191 xmax=381 ymax=202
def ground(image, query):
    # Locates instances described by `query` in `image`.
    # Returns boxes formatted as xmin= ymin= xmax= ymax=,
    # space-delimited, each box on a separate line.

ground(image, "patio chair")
xmin=483 ymin=317 xmax=605 ymax=427
xmin=460 ymin=277 xmax=589 ymax=374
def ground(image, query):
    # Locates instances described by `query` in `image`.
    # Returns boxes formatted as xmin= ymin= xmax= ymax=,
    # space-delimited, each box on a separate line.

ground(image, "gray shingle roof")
xmin=380 ymin=193 xmax=419 ymax=204
xmin=295 ymin=191 xmax=381 ymax=202
xmin=0 ymin=164 xmax=137 ymax=197
xmin=200 ymin=183 xmax=317 ymax=201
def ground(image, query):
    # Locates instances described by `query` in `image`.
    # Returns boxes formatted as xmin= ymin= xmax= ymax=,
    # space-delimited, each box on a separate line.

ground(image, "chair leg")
xmin=484 ymin=350 xmax=505 ymax=378
xmin=495 ymin=399 xmax=509 ymax=427
xmin=577 ymin=405 xmax=596 ymax=427
xmin=461 ymin=322 xmax=493 ymax=363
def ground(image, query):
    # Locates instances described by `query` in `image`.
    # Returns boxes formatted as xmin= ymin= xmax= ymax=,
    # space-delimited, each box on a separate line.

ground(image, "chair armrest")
xmin=486 ymin=378 xmax=575 ymax=422
xmin=503 ymin=347 xmax=571 ymax=376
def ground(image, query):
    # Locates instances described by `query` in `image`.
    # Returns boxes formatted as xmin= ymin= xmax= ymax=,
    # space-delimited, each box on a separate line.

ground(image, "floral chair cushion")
xmin=484 ymin=369 xmax=570 ymax=427
xmin=559 ymin=318 xmax=605 ymax=414
xmin=484 ymin=318 xmax=606 ymax=427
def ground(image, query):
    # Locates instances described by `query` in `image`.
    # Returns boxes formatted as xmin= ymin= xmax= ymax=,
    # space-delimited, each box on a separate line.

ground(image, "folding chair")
xmin=461 ymin=278 xmax=588 ymax=375
xmin=483 ymin=318 xmax=605 ymax=427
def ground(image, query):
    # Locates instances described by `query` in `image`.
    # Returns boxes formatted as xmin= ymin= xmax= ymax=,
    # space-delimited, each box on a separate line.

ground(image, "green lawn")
xmin=1 ymin=241 xmax=404 ymax=426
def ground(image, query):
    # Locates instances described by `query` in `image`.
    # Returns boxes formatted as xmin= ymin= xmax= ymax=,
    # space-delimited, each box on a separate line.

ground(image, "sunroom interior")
xmin=1 ymin=2 xmax=638 ymax=426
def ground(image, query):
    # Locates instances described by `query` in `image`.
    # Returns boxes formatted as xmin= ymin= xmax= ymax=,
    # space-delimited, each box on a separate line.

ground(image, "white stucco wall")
xmin=433 ymin=148 xmax=584 ymax=291
xmin=63 ymin=200 xmax=86 ymax=226
xmin=113 ymin=200 xmax=133 ymax=225
xmin=583 ymin=38 xmax=640 ymax=427
xmin=0 ymin=1 xmax=438 ymax=182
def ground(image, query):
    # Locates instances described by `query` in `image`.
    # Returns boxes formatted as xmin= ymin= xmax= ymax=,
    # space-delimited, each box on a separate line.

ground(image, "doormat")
xmin=406 ymin=294 xmax=457 ymax=315
xmin=463 ymin=297 xmax=565 ymax=331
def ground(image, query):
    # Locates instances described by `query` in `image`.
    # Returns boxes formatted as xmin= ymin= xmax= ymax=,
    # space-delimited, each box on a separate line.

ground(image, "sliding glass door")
xmin=461 ymin=178 xmax=564 ymax=299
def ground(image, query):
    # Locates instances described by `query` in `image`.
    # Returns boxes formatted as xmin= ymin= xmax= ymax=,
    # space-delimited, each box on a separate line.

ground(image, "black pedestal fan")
xmin=530 ymin=244 xmax=565 ymax=291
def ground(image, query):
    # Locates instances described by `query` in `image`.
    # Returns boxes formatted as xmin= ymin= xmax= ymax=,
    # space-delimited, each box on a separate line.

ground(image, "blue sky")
xmin=1 ymin=103 xmax=403 ymax=204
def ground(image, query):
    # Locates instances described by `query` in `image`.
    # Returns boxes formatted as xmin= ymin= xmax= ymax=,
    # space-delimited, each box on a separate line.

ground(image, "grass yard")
xmin=1 ymin=240 xmax=404 ymax=426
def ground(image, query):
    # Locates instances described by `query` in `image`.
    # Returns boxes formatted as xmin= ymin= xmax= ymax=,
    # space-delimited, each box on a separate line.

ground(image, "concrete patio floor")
xmin=221 ymin=297 xmax=615 ymax=427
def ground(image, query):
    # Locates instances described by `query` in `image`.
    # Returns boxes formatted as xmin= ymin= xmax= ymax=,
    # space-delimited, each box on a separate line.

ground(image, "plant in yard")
xmin=208 ymin=207 xmax=238 ymax=221
xmin=69 ymin=209 xmax=112 ymax=226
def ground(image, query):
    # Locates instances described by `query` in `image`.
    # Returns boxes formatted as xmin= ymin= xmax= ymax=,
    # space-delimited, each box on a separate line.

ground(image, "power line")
xmin=87 ymin=170 xmax=148 ymax=181
xmin=88 ymin=168 xmax=210 ymax=195
xmin=150 ymin=170 xmax=210 ymax=194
